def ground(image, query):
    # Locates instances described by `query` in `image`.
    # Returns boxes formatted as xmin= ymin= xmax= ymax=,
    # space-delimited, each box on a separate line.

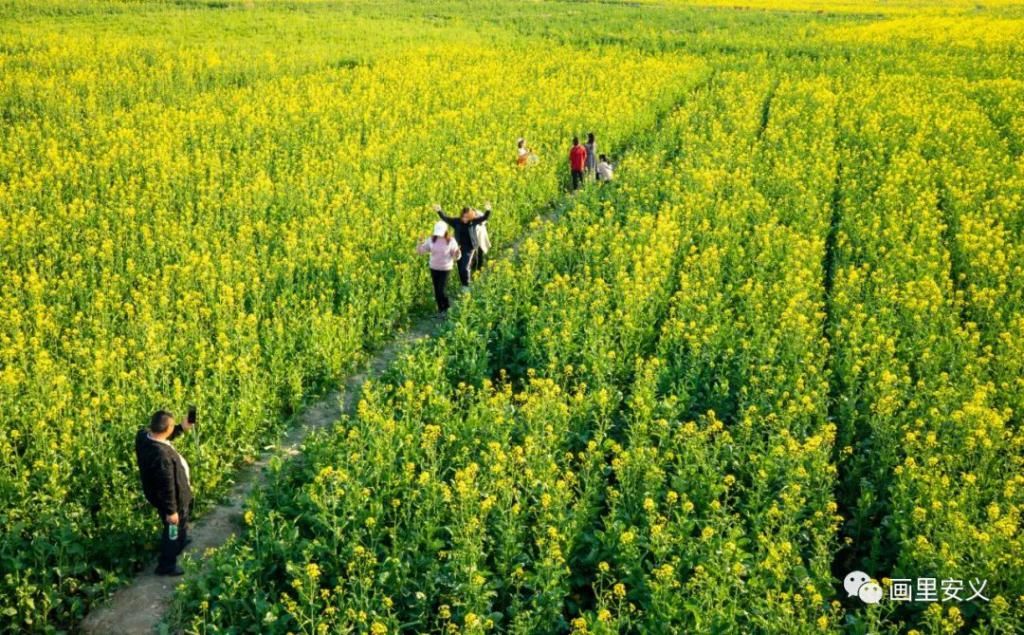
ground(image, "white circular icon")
xmin=858 ymin=581 xmax=883 ymax=604
xmin=843 ymin=570 xmax=871 ymax=597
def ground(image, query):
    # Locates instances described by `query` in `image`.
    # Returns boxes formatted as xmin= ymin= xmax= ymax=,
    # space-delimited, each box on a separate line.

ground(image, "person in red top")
xmin=569 ymin=136 xmax=588 ymax=191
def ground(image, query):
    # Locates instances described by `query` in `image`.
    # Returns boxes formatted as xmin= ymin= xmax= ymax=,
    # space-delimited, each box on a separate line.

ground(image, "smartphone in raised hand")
xmin=187 ymin=405 xmax=197 ymax=426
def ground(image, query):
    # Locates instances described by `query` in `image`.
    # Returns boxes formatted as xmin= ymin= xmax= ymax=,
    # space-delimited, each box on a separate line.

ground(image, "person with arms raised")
xmin=434 ymin=201 xmax=492 ymax=287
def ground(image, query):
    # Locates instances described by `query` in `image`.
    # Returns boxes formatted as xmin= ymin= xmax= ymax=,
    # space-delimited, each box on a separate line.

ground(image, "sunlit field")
xmin=1 ymin=1 xmax=1023 ymax=633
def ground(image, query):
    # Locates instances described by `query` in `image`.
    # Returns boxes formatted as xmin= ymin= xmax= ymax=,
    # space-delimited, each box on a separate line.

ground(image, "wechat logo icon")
xmin=844 ymin=570 xmax=883 ymax=604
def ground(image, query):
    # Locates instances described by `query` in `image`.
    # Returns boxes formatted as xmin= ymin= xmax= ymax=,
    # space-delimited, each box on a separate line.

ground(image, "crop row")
xmin=829 ymin=75 xmax=1024 ymax=633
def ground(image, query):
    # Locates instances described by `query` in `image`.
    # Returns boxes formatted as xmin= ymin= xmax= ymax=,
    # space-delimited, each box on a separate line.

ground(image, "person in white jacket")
xmin=596 ymin=154 xmax=614 ymax=182
xmin=469 ymin=208 xmax=492 ymax=272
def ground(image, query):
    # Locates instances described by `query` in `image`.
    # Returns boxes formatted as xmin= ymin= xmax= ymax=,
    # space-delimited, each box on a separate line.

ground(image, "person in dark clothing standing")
xmin=434 ymin=201 xmax=492 ymax=287
xmin=135 ymin=410 xmax=195 ymax=576
xmin=569 ymin=136 xmax=587 ymax=191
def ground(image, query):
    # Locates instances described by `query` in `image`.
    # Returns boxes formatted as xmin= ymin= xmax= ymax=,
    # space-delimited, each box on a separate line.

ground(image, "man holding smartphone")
xmin=134 ymin=408 xmax=195 ymax=576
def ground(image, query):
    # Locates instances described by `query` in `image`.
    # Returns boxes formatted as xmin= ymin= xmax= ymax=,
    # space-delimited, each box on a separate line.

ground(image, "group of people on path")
xmin=569 ymin=132 xmax=614 ymax=190
xmin=417 ymin=134 xmax=615 ymax=317
xmin=416 ymin=202 xmax=491 ymax=316
xmin=518 ymin=133 xmax=614 ymax=188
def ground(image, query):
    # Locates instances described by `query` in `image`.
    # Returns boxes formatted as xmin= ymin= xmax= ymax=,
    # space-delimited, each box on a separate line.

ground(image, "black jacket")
xmin=438 ymin=209 xmax=490 ymax=252
xmin=135 ymin=426 xmax=192 ymax=517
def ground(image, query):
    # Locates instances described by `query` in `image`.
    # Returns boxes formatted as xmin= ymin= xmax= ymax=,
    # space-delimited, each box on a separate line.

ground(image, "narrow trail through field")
xmin=78 ymin=178 xmax=598 ymax=635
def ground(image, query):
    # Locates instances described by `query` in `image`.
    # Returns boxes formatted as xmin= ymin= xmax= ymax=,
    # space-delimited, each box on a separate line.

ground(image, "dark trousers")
xmin=472 ymin=248 xmax=485 ymax=272
xmin=571 ymin=169 xmax=584 ymax=190
xmin=157 ymin=507 xmax=189 ymax=572
xmin=457 ymin=249 xmax=475 ymax=286
xmin=430 ymin=268 xmax=451 ymax=312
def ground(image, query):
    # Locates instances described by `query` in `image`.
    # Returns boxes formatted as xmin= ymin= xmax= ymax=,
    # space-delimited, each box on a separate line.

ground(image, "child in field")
xmin=516 ymin=138 xmax=537 ymax=166
xmin=417 ymin=221 xmax=462 ymax=315
xmin=596 ymin=154 xmax=614 ymax=182
xmin=517 ymin=138 xmax=530 ymax=166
